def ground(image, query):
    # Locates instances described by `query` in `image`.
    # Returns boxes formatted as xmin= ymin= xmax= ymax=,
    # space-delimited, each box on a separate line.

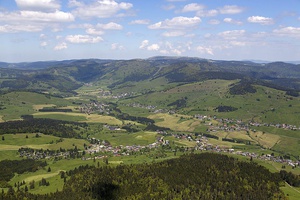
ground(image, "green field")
xmin=0 ymin=133 xmax=87 ymax=153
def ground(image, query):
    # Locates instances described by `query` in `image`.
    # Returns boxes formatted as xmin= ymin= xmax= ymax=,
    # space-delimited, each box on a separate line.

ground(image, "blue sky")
xmin=0 ymin=0 xmax=299 ymax=62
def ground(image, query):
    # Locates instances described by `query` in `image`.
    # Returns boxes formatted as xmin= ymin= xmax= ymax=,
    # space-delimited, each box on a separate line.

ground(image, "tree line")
xmin=1 ymin=153 xmax=286 ymax=200
xmin=0 ymin=118 xmax=87 ymax=138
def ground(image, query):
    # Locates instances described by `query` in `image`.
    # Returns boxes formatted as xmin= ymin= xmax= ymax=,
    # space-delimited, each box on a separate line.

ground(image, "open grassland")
xmin=0 ymin=92 xmax=73 ymax=121
xmin=92 ymin=131 xmax=157 ymax=146
xmin=208 ymin=138 xmax=245 ymax=148
xmin=249 ymin=131 xmax=280 ymax=149
xmin=32 ymin=112 xmax=123 ymax=125
xmin=0 ymin=133 xmax=87 ymax=151
xmin=226 ymin=131 xmax=254 ymax=141
xmin=148 ymin=113 xmax=201 ymax=132
xmin=9 ymin=158 xmax=98 ymax=194
xmin=281 ymin=183 xmax=300 ymax=200
xmin=125 ymin=80 xmax=300 ymax=126
xmin=252 ymin=126 xmax=300 ymax=157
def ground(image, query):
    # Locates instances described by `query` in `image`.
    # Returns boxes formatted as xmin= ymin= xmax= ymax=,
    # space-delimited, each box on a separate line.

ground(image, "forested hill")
xmin=0 ymin=57 xmax=299 ymax=96
xmin=2 ymin=153 xmax=286 ymax=200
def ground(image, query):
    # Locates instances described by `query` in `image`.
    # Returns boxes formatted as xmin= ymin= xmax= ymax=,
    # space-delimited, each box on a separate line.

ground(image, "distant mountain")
xmin=0 ymin=57 xmax=299 ymax=95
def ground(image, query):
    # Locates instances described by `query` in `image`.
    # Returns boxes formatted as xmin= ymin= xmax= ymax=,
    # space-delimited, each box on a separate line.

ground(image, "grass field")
xmin=32 ymin=112 xmax=124 ymax=125
xmin=148 ymin=113 xmax=201 ymax=132
xmin=0 ymin=133 xmax=88 ymax=152
xmin=92 ymin=131 xmax=157 ymax=146
xmin=281 ymin=183 xmax=300 ymax=200
xmin=250 ymin=131 xmax=280 ymax=149
xmin=123 ymin=80 xmax=300 ymax=126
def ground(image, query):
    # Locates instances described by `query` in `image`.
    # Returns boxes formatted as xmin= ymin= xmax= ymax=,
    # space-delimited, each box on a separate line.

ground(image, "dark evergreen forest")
xmin=2 ymin=153 xmax=288 ymax=200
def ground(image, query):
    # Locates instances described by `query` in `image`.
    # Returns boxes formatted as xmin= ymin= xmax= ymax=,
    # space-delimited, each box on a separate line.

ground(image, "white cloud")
xmin=86 ymin=28 xmax=104 ymax=35
xmin=0 ymin=24 xmax=43 ymax=33
xmin=162 ymin=30 xmax=185 ymax=37
xmin=230 ymin=41 xmax=246 ymax=46
xmin=139 ymin=40 xmax=149 ymax=49
xmin=40 ymin=41 xmax=48 ymax=47
xmin=147 ymin=44 xmax=160 ymax=51
xmin=196 ymin=46 xmax=213 ymax=55
xmin=182 ymin=3 xmax=205 ymax=12
xmin=40 ymin=34 xmax=47 ymax=39
xmin=208 ymin=19 xmax=220 ymax=25
xmin=0 ymin=10 xmax=74 ymax=23
xmin=247 ymin=16 xmax=274 ymax=25
xmin=148 ymin=16 xmax=201 ymax=30
xmin=273 ymin=26 xmax=300 ymax=37
xmin=223 ymin=18 xmax=243 ymax=25
xmin=130 ymin=19 xmax=150 ymax=25
xmin=96 ymin=22 xmax=122 ymax=30
xmin=66 ymin=35 xmax=103 ymax=43
xmin=218 ymin=30 xmax=246 ymax=40
xmin=111 ymin=43 xmax=124 ymax=50
xmin=83 ymin=22 xmax=122 ymax=35
xmin=196 ymin=9 xmax=218 ymax=17
xmin=219 ymin=5 xmax=244 ymax=14
xmin=15 ymin=0 xmax=60 ymax=12
xmin=54 ymin=42 xmax=67 ymax=50
xmin=71 ymin=0 xmax=133 ymax=18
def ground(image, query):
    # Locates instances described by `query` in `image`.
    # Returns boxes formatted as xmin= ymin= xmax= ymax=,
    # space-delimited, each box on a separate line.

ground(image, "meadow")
xmin=0 ymin=79 xmax=299 ymax=198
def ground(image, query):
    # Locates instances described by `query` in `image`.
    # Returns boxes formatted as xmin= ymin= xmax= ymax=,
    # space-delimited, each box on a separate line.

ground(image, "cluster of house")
xmin=85 ymin=139 xmax=160 ymax=159
xmin=126 ymin=103 xmax=157 ymax=110
xmin=79 ymin=101 xmax=110 ymax=115
xmin=193 ymin=136 xmax=300 ymax=168
xmin=194 ymin=114 xmax=300 ymax=132
xmin=125 ymin=102 xmax=175 ymax=114
xmin=111 ymin=92 xmax=135 ymax=99
xmin=18 ymin=147 xmax=79 ymax=160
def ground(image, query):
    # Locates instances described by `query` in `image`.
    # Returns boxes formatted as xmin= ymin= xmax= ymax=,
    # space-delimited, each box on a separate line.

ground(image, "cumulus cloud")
xmin=0 ymin=10 xmax=74 ymax=23
xmin=148 ymin=16 xmax=201 ymax=30
xmin=196 ymin=46 xmax=213 ymax=55
xmin=111 ymin=43 xmax=124 ymax=50
xmin=182 ymin=3 xmax=205 ymax=12
xmin=139 ymin=40 xmax=149 ymax=49
xmin=66 ymin=35 xmax=103 ymax=43
xmin=54 ymin=42 xmax=67 ymax=50
xmin=147 ymin=44 xmax=160 ymax=51
xmin=219 ymin=5 xmax=244 ymax=14
xmin=86 ymin=28 xmax=104 ymax=35
xmin=197 ymin=9 xmax=218 ymax=17
xmin=129 ymin=19 xmax=150 ymax=25
xmin=0 ymin=24 xmax=43 ymax=33
xmin=230 ymin=41 xmax=246 ymax=46
xmin=71 ymin=0 xmax=133 ymax=18
xmin=223 ymin=18 xmax=243 ymax=25
xmin=273 ymin=26 xmax=300 ymax=37
xmin=247 ymin=16 xmax=274 ymax=25
xmin=162 ymin=31 xmax=185 ymax=37
xmin=218 ymin=30 xmax=246 ymax=40
xmin=96 ymin=22 xmax=122 ymax=30
xmin=15 ymin=0 xmax=61 ymax=12
xmin=139 ymin=40 xmax=160 ymax=51
xmin=40 ymin=41 xmax=48 ymax=47
xmin=83 ymin=22 xmax=122 ymax=35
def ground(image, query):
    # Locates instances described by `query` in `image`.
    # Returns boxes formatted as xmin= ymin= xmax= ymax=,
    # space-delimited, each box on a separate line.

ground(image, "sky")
xmin=0 ymin=0 xmax=300 ymax=62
